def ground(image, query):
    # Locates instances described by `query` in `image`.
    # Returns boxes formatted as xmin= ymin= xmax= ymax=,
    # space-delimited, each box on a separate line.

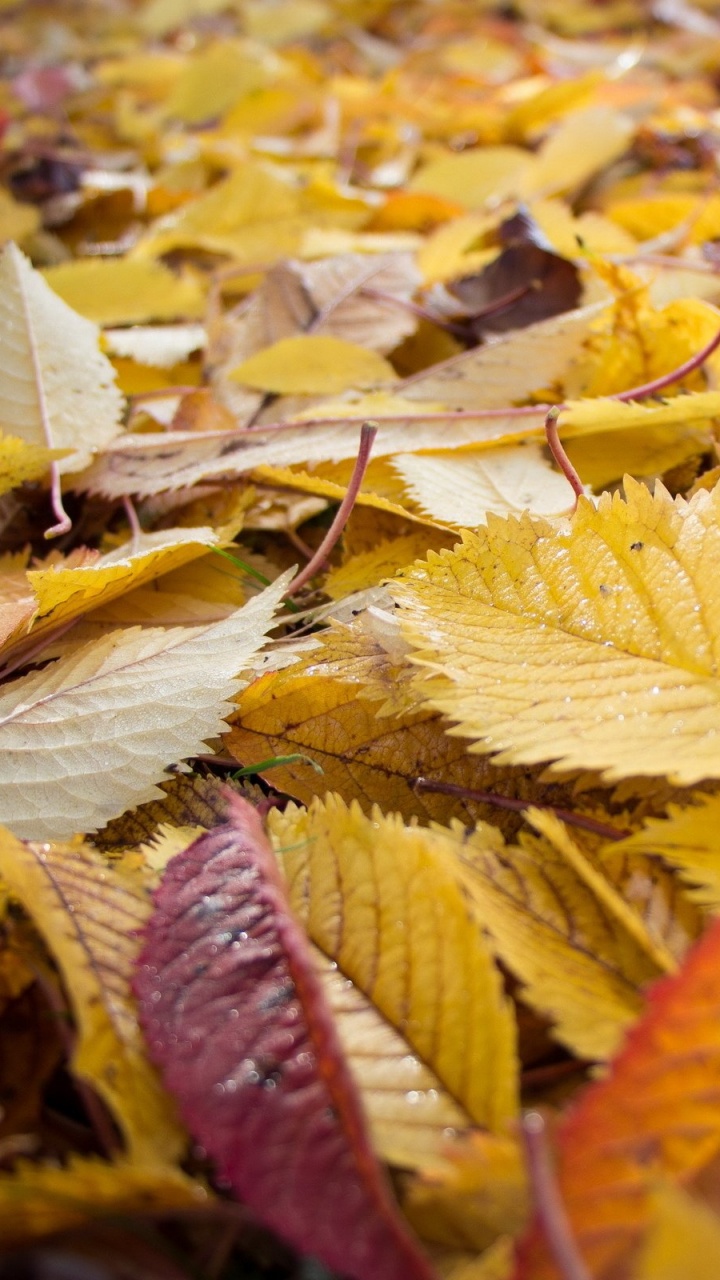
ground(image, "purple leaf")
xmin=134 ymin=792 xmax=438 ymax=1280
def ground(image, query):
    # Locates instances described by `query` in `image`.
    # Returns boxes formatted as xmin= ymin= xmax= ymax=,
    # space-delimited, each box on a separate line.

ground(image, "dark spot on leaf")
xmin=630 ymin=541 xmax=644 ymax=551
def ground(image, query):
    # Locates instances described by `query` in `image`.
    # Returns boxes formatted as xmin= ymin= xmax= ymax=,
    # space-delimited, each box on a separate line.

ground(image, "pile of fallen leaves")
xmin=6 ymin=0 xmax=720 ymax=1276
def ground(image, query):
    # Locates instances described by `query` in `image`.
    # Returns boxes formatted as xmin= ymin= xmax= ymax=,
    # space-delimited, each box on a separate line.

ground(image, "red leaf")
xmin=134 ymin=791 xmax=438 ymax=1280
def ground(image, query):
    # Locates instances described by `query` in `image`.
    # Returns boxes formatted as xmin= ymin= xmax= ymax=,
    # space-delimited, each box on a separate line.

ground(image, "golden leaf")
xmin=43 ymin=258 xmax=205 ymax=327
xmin=0 ymin=1156 xmax=206 ymax=1245
xmin=393 ymin=479 xmax=720 ymax=784
xmin=437 ymin=810 xmax=671 ymax=1059
xmin=0 ymin=827 xmax=184 ymax=1164
xmin=268 ymin=795 xmax=519 ymax=1131
xmin=0 ymin=433 xmax=69 ymax=497
xmin=314 ymin=946 xmax=472 ymax=1170
xmin=609 ymin=795 xmax=720 ymax=910
xmin=229 ymin=334 xmax=395 ymax=395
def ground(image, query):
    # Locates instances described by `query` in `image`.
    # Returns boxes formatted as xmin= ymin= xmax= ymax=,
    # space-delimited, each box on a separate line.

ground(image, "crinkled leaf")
xmin=135 ymin=792 xmax=439 ymax=1280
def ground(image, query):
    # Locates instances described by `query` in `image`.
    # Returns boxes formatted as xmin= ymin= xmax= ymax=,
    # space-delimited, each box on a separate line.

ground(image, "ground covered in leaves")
xmin=6 ymin=0 xmax=720 ymax=1277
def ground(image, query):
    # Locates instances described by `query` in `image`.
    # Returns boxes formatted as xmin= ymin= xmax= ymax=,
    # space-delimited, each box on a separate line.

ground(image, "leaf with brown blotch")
xmin=0 ymin=572 xmax=290 ymax=841
xmin=0 ymin=824 xmax=185 ymax=1165
xmin=514 ymin=914 xmax=720 ymax=1280
xmin=134 ymin=792 xmax=440 ymax=1280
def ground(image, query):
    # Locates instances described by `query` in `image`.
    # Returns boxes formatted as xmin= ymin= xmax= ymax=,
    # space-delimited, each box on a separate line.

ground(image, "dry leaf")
xmin=0 ymin=243 xmax=123 ymax=474
xmin=0 ymin=826 xmax=184 ymax=1164
xmin=0 ymin=572 xmax=291 ymax=839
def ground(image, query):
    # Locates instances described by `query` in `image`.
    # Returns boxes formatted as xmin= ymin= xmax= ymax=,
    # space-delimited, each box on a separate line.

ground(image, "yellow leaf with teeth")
xmin=392 ymin=478 xmax=720 ymax=785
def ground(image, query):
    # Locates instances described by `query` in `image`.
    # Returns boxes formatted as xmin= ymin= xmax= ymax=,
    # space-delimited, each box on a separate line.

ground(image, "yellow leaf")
xmin=229 ymin=334 xmax=395 ymax=395
xmin=130 ymin=161 xmax=305 ymax=265
xmin=609 ymin=795 xmax=720 ymax=911
xmin=0 ymin=243 xmax=123 ymax=474
xmin=392 ymin=479 xmax=720 ymax=784
xmin=324 ymin=531 xmax=455 ymax=600
xmin=0 ymin=190 xmax=40 ymax=247
xmin=439 ymin=810 xmax=671 ymax=1059
xmin=0 ymin=572 xmax=291 ymax=840
xmin=0 ymin=1156 xmax=205 ymax=1245
xmin=314 ymin=946 xmax=472 ymax=1170
xmin=162 ymin=40 xmax=269 ymax=125
xmin=27 ymin=526 xmax=222 ymax=629
xmin=227 ymin=621 xmax=566 ymax=833
xmin=402 ymin=1132 xmax=527 ymax=1251
xmin=0 ymin=432 xmax=69 ymax=496
xmin=521 ymin=106 xmax=634 ymax=198
xmin=43 ymin=258 xmax=205 ymax=326
xmin=268 ymin=795 xmax=519 ymax=1130
xmin=0 ymin=827 xmax=184 ymax=1164
xmin=561 ymin=389 xmax=720 ymax=439
xmin=409 ymin=146 xmax=533 ymax=208
xmin=637 ymin=1185 xmax=720 ymax=1280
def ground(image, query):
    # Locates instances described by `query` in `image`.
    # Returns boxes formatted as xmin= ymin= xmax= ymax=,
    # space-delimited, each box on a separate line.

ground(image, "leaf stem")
xmin=544 ymin=406 xmax=585 ymax=512
xmin=285 ymin=421 xmax=377 ymax=596
xmin=412 ymin=777 xmax=629 ymax=840
xmin=45 ymin=460 xmax=72 ymax=539
xmin=612 ymin=323 xmax=720 ymax=401
xmin=521 ymin=1111 xmax=592 ymax=1280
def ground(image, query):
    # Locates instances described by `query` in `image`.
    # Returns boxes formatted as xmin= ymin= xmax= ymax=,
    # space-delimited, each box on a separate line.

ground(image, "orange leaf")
xmin=514 ymin=915 xmax=720 ymax=1280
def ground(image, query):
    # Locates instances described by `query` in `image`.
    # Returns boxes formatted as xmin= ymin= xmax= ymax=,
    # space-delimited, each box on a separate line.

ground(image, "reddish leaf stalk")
xmin=412 ymin=778 xmax=629 ymax=841
xmin=45 ymin=461 xmax=72 ymax=539
xmin=286 ymin=421 xmax=377 ymax=596
xmin=521 ymin=1112 xmax=592 ymax=1280
xmin=544 ymin=406 xmax=585 ymax=512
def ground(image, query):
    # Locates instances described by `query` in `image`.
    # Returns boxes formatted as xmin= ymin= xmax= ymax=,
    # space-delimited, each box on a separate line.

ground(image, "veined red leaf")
xmin=134 ymin=792 xmax=438 ymax=1280
xmin=514 ymin=914 xmax=720 ymax=1280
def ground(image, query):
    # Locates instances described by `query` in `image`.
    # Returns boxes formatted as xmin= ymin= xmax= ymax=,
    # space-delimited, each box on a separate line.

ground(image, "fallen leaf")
xmin=0 ymin=1157 xmax=206 ymax=1246
xmin=608 ymin=795 xmax=720 ymax=910
xmin=268 ymin=794 xmax=519 ymax=1130
xmin=514 ymin=914 xmax=720 ymax=1279
xmin=392 ymin=479 xmax=720 ymax=784
xmin=43 ymin=258 xmax=206 ymax=327
xmin=229 ymin=334 xmax=395 ymax=395
xmin=0 ymin=826 xmax=184 ymax=1163
xmin=439 ymin=809 xmax=671 ymax=1059
xmin=0 ymin=243 xmax=123 ymax=473
xmin=0 ymin=432 xmax=69 ymax=496
xmin=392 ymin=446 xmax=576 ymax=526
xmin=135 ymin=792 xmax=439 ymax=1280
xmin=0 ymin=572 xmax=291 ymax=839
